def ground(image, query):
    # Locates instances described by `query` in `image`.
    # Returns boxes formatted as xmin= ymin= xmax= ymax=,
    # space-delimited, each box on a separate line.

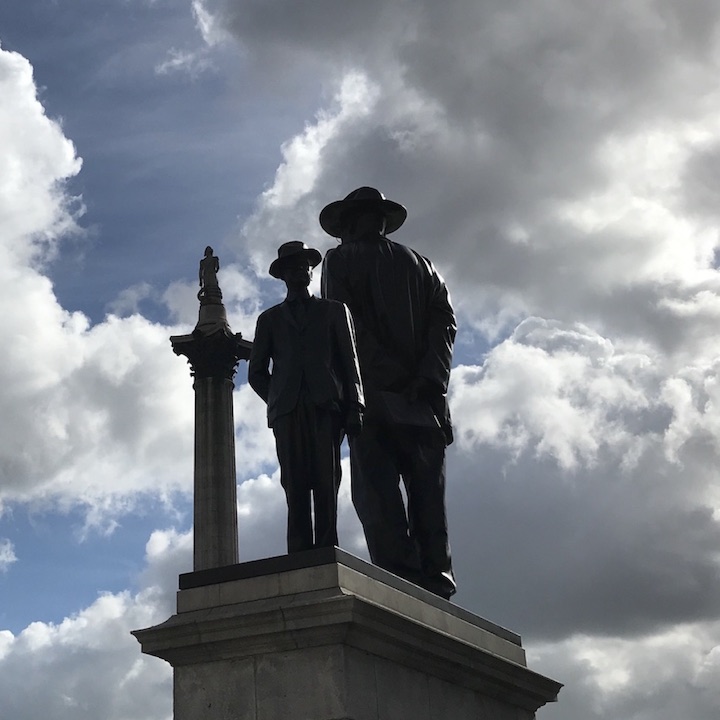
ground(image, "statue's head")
xmin=319 ymin=187 xmax=407 ymax=240
xmin=204 ymin=246 xmax=213 ymax=257
xmin=269 ymin=241 xmax=322 ymax=280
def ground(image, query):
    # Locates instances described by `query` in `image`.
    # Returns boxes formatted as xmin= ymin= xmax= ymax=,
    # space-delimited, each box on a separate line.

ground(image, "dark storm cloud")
xmin=208 ymin=0 xmax=720 ymax=356
xmin=449 ymin=445 xmax=720 ymax=640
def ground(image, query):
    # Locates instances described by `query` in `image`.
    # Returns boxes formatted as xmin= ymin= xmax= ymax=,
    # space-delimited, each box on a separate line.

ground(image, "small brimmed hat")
xmin=269 ymin=241 xmax=322 ymax=279
xmin=319 ymin=187 xmax=407 ymax=238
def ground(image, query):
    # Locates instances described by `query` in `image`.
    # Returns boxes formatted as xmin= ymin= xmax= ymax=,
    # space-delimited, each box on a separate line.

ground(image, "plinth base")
xmin=133 ymin=548 xmax=561 ymax=720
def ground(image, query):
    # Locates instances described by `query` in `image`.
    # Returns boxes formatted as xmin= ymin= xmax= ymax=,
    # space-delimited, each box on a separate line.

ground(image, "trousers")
xmin=273 ymin=394 xmax=342 ymax=552
xmin=349 ymin=421 xmax=456 ymax=598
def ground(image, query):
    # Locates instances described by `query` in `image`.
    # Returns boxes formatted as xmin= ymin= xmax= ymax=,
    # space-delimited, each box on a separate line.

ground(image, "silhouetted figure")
xmin=199 ymin=246 xmax=220 ymax=292
xmin=249 ymin=241 xmax=364 ymax=552
xmin=321 ymin=187 xmax=457 ymax=599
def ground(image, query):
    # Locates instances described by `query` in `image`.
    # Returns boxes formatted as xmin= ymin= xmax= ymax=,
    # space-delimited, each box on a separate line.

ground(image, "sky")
xmin=1 ymin=0 xmax=720 ymax=718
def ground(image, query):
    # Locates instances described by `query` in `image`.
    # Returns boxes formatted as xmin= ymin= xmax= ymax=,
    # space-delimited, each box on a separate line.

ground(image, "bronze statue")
xmin=320 ymin=187 xmax=457 ymax=599
xmin=199 ymin=245 xmax=220 ymax=294
xmin=248 ymin=241 xmax=364 ymax=552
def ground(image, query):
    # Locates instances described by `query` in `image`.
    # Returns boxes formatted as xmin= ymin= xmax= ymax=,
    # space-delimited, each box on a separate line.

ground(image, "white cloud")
xmin=0 ymin=528 xmax=184 ymax=720
xmin=200 ymin=0 xmax=720 ymax=357
xmin=0 ymin=43 xmax=249 ymax=521
xmin=138 ymin=528 xmax=193 ymax=605
xmin=449 ymin=318 xmax=661 ymax=470
xmin=192 ymin=0 xmax=232 ymax=47
xmin=0 ymin=539 xmax=17 ymax=572
xmin=0 ymin=45 xmax=82 ymax=264
xmin=443 ymin=316 xmax=720 ymax=647
xmin=155 ymin=47 xmax=213 ymax=78
xmin=0 ymin=306 xmax=196 ymax=518
xmin=532 ymin=622 xmax=720 ymax=720
xmin=107 ymin=282 xmax=155 ymax=317
xmin=261 ymin=72 xmax=378 ymax=211
xmin=240 ymin=71 xmax=380 ymax=276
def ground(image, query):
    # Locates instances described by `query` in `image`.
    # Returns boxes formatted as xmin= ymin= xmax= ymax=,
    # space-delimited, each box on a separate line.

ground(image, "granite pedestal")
xmin=133 ymin=548 xmax=561 ymax=720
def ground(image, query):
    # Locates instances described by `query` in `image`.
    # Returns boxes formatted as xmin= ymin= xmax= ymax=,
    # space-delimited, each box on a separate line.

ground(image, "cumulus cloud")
xmin=107 ymin=282 xmax=155 ymax=317
xmin=450 ymin=318 xmax=662 ymax=470
xmin=0 ymin=43 xmax=82 ymax=261
xmin=240 ymin=71 xmax=381 ymax=275
xmin=443 ymin=317 xmax=720 ymax=633
xmin=0 ymin=301 xmax=195 ymax=518
xmin=532 ymin=623 xmax=720 ymax=720
xmin=200 ymin=0 xmax=720 ymax=352
xmin=138 ymin=527 xmax=193 ymax=610
xmin=0 ymin=529 xmax=183 ymax=720
xmin=0 ymin=42 xmax=262 ymax=524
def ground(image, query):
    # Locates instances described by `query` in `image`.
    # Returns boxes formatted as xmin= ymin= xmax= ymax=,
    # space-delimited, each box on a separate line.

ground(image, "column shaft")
xmin=193 ymin=376 xmax=239 ymax=570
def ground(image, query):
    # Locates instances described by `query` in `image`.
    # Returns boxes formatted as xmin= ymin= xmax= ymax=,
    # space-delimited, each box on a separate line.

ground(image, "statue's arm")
xmin=336 ymin=303 xmax=364 ymax=407
xmin=333 ymin=302 xmax=364 ymax=436
xmin=418 ymin=262 xmax=456 ymax=393
xmin=248 ymin=313 xmax=272 ymax=403
xmin=321 ymin=250 xmax=350 ymax=305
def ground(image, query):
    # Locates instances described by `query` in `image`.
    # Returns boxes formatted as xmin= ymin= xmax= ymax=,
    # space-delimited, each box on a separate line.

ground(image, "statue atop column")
xmin=198 ymin=245 xmax=220 ymax=295
xmin=191 ymin=245 xmax=237 ymax=345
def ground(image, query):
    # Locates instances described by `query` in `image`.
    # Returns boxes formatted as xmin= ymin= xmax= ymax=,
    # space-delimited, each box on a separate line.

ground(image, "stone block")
xmin=375 ymin=656 xmax=431 ymax=720
xmin=428 ymin=676 xmax=482 ymax=720
xmin=255 ymin=646 xmax=347 ymax=720
xmin=133 ymin=549 xmax=562 ymax=720
xmin=174 ymin=658 xmax=255 ymax=720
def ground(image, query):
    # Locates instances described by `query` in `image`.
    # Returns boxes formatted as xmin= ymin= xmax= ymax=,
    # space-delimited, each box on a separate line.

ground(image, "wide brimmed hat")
xmin=319 ymin=187 xmax=407 ymax=238
xmin=269 ymin=241 xmax=322 ymax=279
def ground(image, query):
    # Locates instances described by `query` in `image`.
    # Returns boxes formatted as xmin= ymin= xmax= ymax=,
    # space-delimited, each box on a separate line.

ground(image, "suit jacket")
xmin=248 ymin=296 xmax=364 ymax=428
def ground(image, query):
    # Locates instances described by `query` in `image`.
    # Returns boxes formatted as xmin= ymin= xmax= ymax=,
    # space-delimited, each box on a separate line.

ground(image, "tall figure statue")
xmin=249 ymin=241 xmax=364 ymax=552
xmin=320 ymin=187 xmax=457 ymax=599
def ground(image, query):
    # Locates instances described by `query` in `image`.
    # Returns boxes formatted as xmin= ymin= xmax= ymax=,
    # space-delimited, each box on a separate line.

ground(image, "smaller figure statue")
xmin=194 ymin=245 xmax=233 ymax=338
xmin=198 ymin=246 xmax=220 ymax=297
xmin=248 ymin=241 xmax=364 ymax=552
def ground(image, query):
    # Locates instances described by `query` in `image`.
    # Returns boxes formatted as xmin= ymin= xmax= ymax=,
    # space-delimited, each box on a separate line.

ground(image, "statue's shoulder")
xmin=323 ymin=244 xmax=345 ymax=264
xmin=257 ymin=303 xmax=284 ymax=322
xmin=310 ymin=295 xmax=344 ymax=313
xmin=383 ymin=238 xmax=429 ymax=268
xmin=312 ymin=294 xmax=341 ymax=304
xmin=399 ymin=243 xmax=438 ymax=273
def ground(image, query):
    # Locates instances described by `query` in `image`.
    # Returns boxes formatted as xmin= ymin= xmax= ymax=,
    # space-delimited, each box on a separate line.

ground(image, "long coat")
xmin=248 ymin=296 xmax=364 ymax=428
xmin=321 ymin=234 xmax=455 ymax=444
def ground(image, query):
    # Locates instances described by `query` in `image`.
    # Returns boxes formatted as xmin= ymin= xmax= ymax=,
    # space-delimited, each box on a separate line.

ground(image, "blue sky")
xmin=0 ymin=0 xmax=319 ymax=324
xmin=2 ymin=1 xmax=720 ymax=719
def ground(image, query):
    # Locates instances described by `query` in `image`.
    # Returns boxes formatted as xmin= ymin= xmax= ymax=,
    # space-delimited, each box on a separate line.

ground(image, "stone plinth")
xmin=133 ymin=548 xmax=561 ymax=720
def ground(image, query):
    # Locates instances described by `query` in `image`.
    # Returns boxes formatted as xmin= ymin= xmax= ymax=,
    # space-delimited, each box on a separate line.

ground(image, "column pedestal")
xmin=133 ymin=548 xmax=561 ymax=720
